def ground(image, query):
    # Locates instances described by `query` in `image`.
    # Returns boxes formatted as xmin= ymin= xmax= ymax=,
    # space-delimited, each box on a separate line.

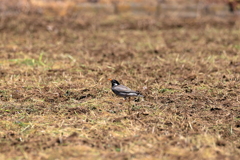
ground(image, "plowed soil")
xmin=0 ymin=14 xmax=240 ymax=159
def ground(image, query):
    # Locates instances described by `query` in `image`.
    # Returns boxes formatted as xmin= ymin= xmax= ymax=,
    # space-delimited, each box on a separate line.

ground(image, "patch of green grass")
xmin=9 ymin=52 xmax=46 ymax=67
xmin=234 ymin=45 xmax=240 ymax=50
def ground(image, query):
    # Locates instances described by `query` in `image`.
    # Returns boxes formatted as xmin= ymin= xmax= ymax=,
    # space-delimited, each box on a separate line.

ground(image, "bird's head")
xmin=108 ymin=79 xmax=120 ymax=87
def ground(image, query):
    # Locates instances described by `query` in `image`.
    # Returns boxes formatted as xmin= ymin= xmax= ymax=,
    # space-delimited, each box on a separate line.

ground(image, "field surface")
xmin=0 ymin=12 xmax=240 ymax=159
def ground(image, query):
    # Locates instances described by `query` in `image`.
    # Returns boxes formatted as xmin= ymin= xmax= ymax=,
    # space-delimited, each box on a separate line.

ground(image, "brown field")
xmin=0 ymin=10 xmax=240 ymax=159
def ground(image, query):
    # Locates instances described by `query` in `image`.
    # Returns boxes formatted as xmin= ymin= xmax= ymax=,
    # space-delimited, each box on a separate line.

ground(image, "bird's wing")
xmin=113 ymin=85 xmax=136 ymax=93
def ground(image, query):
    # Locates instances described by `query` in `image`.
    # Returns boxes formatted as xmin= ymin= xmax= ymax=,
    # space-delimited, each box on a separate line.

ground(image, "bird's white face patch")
xmin=113 ymin=83 xmax=118 ymax=86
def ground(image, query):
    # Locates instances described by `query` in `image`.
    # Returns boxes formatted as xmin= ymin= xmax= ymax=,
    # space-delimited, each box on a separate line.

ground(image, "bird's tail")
xmin=137 ymin=92 xmax=144 ymax=97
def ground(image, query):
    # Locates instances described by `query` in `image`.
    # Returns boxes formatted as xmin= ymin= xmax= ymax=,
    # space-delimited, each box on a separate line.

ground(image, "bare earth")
xmin=0 ymin=13 xmax=240 ymax=159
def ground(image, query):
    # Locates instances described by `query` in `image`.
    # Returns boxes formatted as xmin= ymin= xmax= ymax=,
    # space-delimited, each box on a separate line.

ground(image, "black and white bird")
xmin=108 ymin=79 xmax=144 ymax=100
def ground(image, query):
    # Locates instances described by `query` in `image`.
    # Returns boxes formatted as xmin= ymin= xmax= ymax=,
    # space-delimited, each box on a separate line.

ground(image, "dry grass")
xmin=0 ymin=11 xmax=240 ymax=159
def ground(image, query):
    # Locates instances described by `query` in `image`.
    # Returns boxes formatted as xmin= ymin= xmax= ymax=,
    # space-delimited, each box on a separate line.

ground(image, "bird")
xmin=108 ymin=79 xmax=144 ymax=100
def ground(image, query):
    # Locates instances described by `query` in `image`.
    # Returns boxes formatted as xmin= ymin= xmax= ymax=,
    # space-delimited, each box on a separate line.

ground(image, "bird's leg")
xmin=127 ymin=97 xmax=131 ymax=115
xmin=127 ymin=104 xmax=131 ymax=115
